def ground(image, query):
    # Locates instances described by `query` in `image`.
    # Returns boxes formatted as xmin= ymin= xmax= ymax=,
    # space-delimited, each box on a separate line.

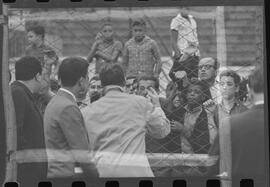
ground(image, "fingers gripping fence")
xmin=4 ymin=6 xmax=264 ymax=181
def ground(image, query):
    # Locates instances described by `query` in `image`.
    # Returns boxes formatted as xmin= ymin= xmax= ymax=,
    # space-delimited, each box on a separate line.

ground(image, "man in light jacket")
xmin=82 ymin=64 xmax=170 ymax=177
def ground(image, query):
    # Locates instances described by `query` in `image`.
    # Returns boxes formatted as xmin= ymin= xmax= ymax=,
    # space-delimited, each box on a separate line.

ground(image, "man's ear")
xmin=35 ymin=73 xmax=42 ymax=82
xmin=235 ymin=85 xmax=240 ymax=93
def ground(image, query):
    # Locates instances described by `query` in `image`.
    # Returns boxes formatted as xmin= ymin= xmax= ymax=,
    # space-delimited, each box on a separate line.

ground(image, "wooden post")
xmin=216 ymin=6 xmax=227 ymax=68
xmin=1 ymin=4 xmax=18 ymax=183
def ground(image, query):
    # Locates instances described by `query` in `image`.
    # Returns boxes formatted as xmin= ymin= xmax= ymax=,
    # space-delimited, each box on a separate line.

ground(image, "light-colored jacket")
xmin=82 ymin=90 xmax=170 ymax=177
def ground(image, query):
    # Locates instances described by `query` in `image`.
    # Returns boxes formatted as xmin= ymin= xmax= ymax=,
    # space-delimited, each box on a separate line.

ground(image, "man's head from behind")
xmin=99 ymin=64 xmax=126 ymax=88
xmin=137 ymin=76 xmax=159 ymax=97
xmin=26 ymin=25 xmax=45 ymax=45
xmin=15 ymin=56 xmax=43 ymax=93
xmin=198 ymin=57 xmax=219 ymax=82
xmin=58 ymin=57 xmax=89 ymax=100
xmin=248 ymin=66 xmax=264 ymax=102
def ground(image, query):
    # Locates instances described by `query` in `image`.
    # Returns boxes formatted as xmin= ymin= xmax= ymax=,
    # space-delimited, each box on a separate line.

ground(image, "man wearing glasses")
xmin=198 ymin=57 xmax=221 ymax=105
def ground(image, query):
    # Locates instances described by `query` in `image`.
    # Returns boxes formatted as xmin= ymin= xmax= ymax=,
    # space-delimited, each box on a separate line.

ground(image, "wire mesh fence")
xmin=6 ymin=6 xmax=264 ymax=178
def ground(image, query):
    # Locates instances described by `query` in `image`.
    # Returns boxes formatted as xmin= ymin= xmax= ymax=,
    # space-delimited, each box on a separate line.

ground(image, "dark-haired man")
xmin=44 ymin=57 xmax=99 ymax=183
xmin=25 ymin=25 xmax=60 ymax=115
xmin=122 ymin=19 xmax=162 ymax=79
xmin=11 ymin=56 xmax=47 ymax=187
xmin=230 ymin=67 xmax=266 ymax=187
xmin=82 ymin=64 xmax=170 ymax=177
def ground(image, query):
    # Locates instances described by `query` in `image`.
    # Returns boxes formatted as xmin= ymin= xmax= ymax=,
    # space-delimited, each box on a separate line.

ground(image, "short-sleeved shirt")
xmin=123 ymin=36 xmax=161 ymax=78
xmin=170 ymin=14 xmax=199 ymax=56
xmin=95 ymin=40 xmax=123 ymax=73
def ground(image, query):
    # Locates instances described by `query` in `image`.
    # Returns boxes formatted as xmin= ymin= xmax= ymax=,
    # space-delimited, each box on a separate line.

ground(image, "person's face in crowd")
xmin=77 ymin=74 xmax=90 ymax=101
xmin=138 ymin=80 xmax=156 ymax=97
xmin=186 ymin=85 xmax=204 ymax=106
xmin=125 ymin=78 xmax=135 ymax=94
xmin=101 ymin=25 xmax=114 ymax=41
xmin=89 ymin=80 xmax=102 ymax=101
xmin=172 ymin=94 xmax=183 ymax=108
xmin=219 ymin=76 xmax=239 ymax=100
xmin=166 ymin=83 xmax=175 ymax=99
xmin=198 ymin=58 xmax=217 ymax=81
xmin=27 ymin=31 xmax=41 ymax=46
xmin=133 ymin=25 xmax=146 ymax=42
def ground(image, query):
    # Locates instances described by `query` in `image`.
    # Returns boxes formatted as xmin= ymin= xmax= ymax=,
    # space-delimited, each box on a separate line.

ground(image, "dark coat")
xmin=11 ymin=81 xmax=47 ymax=186
xmin=230 ymin=104 xmax=267 ymax=187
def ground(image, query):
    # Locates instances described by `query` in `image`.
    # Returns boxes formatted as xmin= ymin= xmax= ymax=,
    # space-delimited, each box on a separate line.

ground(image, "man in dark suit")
xmin=11 ymin=56 xmax=48 ymax=187
xmin=230 ymin=67 xmax=267 ymax=187
xmin=43 ymin=57 xmax=99 ymax=186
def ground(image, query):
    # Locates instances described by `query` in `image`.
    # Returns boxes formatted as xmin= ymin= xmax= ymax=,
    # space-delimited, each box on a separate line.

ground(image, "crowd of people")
xmin=8 ymin=14 xmax=266 ymax=187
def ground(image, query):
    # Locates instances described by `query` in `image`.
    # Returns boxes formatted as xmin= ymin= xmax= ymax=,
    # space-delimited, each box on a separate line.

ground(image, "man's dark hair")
xmin=58 ymin=57 xmax=89 ymax=87
xmin=99 ymin=64 xmax=125 ymax=87
xmin=101 ymin=22 xmax=113 ymax=30
xmin=138 ymin=75 xmax=159 ymax=91
xmin=90 ymin=75 xmax=100 ymax=84
xmin=219 ymin=69 xmax=241 ymax=86
xmin=15 ymin=56 xmax=42 ymax=81
xmin=212 ymin=57 xmax=219 ymax=70
xmin=248 ymin=66 xmax=264 ymax=93
xmin=26 ymin=25 xmax=45 ymax=39
xmin=132 ymin=19 xmax=146 ymax=28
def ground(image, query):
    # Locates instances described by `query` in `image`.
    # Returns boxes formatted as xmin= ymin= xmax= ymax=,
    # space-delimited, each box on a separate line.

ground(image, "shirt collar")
xmin=59 ymin=88 xmax=77 ymax=102
xmin=104 ymin=85 xmax=125 ymax=95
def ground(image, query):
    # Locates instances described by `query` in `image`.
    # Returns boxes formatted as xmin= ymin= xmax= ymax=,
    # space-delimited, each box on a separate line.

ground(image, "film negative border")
xmin=1 ymin=0 xmax=269 ymax=187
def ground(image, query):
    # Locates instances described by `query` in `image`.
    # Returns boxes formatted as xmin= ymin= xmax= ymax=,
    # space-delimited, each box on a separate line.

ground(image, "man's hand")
xmin=174 ymin=70 xmax=187 ymax=79
xmin=147 ymin=87 xmax=160 ymax=108
xmin=171 ymin=120 xmax=184 ymax=131
xmin=203 ymin=99 xmax=215 ymax=108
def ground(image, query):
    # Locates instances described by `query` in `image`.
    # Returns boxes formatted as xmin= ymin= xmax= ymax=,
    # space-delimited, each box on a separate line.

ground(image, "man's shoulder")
xmin=11 ymin=82 xmax=28 ymax=97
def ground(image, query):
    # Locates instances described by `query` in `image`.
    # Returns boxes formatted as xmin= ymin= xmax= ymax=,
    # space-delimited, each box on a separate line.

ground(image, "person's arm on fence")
xmin=145 ymin=88 xmax=170 ymax=139
xmin=87 ymin=40 xmax=101 ymax=63
xmin=171 ymin=29 xmax=181 ymax=59
xmin=151 ymin=40 xmax=162 ymax=78
xmin=59 ymin=105 xmax=99 ymax=178
xmin=95 ymin=42 xmax=123 ymax=63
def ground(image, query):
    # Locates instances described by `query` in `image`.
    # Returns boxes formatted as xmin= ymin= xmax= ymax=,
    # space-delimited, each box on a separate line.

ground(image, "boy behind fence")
xmin=178 ymin=79 xmax=217 ymax=154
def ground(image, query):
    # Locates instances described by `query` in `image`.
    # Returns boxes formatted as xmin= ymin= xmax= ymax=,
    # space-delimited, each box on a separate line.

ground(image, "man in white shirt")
xmin=82 ymin=64 xmax=170 ymax=177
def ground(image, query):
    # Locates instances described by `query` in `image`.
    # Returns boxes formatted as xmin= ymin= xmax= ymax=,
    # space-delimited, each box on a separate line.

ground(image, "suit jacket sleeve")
xmin=59 ymin=105 xmax=99 ymax=177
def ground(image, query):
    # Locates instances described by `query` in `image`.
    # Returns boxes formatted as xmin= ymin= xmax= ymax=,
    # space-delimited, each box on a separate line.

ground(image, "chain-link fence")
xmin=6 ymin=6 xmax=264 ymax=179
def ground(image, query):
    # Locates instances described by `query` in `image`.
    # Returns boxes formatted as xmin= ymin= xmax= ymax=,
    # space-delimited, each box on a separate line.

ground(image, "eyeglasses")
xmin=198 ymin=64 xmax=215 ymax=70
